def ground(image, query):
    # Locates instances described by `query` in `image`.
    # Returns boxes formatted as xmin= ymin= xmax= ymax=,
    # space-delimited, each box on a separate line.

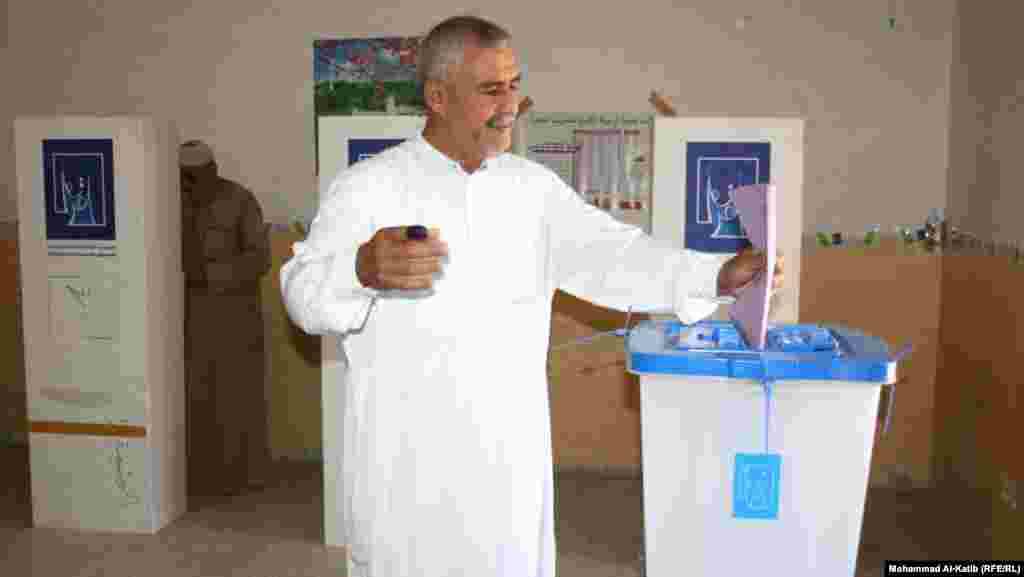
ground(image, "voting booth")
xmin=316 ymin=115 xmax=426 ymax=547
xmin=14 ymin=116 xmax=185 ymax=533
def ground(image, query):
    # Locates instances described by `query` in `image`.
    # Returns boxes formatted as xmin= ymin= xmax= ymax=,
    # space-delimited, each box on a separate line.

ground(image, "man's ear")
xmin=423 ymin=79 xmax=447 ymax=117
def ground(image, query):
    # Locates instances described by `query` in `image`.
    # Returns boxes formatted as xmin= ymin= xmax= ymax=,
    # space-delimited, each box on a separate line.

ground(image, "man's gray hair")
xmin=417 ymin=16 xmax=511 ymax=86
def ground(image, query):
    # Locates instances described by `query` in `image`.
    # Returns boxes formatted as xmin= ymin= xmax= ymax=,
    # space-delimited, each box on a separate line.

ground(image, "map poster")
xmin=314 ymin=37 xmax=424 ymax=117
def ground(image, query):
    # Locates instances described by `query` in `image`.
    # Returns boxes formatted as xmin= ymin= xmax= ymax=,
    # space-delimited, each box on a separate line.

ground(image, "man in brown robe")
xmin=180 ymin=140 xmax=271 ymax=499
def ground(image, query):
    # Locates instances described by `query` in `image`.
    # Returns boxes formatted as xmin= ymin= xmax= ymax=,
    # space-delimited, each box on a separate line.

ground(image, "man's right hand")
xmin=356 ymin=226 xmax=449 ymax=290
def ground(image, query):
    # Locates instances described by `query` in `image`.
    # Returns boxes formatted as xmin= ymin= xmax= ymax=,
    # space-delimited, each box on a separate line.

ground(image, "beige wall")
xmin=3 ymin=0 xmax=954 ymax=235
xmin=945 ymin=0 xmax=981 ymax=235
xmin=948 ymin=0 xmax=1024 ymax=244
xmin=944 ymin=0 xmax=1024 ymax=551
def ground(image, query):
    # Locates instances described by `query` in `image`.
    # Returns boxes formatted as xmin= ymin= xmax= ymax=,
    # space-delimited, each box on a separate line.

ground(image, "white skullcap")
xmin=179 ymin=140 xmax=215 ymax=167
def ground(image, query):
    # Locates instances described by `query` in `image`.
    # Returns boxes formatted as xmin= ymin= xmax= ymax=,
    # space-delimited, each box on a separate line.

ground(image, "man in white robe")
xmin=280 ymin=15 xmax=783 ymax=577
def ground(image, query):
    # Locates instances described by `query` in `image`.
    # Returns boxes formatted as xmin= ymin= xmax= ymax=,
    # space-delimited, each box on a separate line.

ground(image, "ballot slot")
xmin=667 ymin=322 xmax=840 ymax=355
xmin=627 ymin=320 xmax=894 ymax=384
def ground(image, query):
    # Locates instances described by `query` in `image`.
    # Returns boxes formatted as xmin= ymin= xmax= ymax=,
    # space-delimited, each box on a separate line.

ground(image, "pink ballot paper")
xmin=729 ymin=183 xmax=777 ymax=350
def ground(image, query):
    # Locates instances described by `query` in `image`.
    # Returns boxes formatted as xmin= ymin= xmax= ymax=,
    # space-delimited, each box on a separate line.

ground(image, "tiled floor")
xmin=0 ymin=446 xmax=992 ymax=576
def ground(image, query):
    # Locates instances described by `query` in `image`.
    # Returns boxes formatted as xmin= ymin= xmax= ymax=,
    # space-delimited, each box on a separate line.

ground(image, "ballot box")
xmin=627 ymin=320 xmax=905 ymax=577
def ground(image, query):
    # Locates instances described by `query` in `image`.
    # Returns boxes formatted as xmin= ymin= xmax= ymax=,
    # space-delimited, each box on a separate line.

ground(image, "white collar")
xmin=414 ymin=132 xmax=503 ymax=175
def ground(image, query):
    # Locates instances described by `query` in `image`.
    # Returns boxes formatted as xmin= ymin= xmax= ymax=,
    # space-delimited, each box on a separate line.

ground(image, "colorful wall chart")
xmin=525 ymin=112 xmax=653 ymax=233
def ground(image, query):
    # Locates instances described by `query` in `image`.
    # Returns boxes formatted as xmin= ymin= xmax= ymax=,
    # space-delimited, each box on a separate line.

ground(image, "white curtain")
xmin=575 ymin=130 xmax=624 ymax=207
xmin=574 ymin=130 xmax=643 ymax=208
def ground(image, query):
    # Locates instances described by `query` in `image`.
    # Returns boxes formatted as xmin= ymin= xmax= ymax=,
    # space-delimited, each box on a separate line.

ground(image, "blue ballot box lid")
xmin=626 ymin=320 xmax=903 ymax=383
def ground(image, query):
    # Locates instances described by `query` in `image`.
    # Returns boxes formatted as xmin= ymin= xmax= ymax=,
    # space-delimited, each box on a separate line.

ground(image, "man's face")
xmin=435 ymin=44 xmax=521 ymax=161
xmin=180 ymin=162 xmax=217 ymax=196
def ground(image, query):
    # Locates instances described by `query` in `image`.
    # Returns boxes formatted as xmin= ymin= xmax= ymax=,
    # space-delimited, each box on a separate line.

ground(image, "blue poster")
xmin=43 ymin=139 xmax=116 ymax=242
xmin=685 ymin=142 xmax=770 ymax=253
xmin=348 ymin=138 xmax=406 ymax=166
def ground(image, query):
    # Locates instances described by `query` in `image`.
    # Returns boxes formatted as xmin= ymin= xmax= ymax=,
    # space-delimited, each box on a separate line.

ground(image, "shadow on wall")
xmin=284 ymin=309 xmax=321 ymax=366
xmin=266 ymin=228 xmax=321 ymax=367
xmin=1 ymin=221 xmax=27 ymax=447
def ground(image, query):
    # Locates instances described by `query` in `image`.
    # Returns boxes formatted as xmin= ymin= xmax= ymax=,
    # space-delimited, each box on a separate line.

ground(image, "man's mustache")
xmin=486 ymin=114 xmax=517 ymax=129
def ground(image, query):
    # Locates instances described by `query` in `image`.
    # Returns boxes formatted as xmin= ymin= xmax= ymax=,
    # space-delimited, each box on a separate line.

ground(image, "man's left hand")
xmin=717 ymin=248 xmax=784 ymax=297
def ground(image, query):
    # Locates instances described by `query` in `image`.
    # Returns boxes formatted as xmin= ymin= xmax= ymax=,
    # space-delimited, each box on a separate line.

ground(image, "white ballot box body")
xmin=630 ymin=320 xmax=899 ymax=577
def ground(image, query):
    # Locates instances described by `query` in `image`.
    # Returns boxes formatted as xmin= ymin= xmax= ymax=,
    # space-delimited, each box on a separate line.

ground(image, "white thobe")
xmin=279 ymin=134 xmax=727 ymax=577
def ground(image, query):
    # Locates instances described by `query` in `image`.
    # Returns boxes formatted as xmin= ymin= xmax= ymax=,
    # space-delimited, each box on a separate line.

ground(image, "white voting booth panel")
xmin=316 ymin=115 xmax=426 ymax=547
xmin=14 ymin=116 xmax=185 ymax=533
xmin=651 ymin=117 xmax=804 ymax=323
xmin=640 ymin=374 xmax=881 ymax=576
